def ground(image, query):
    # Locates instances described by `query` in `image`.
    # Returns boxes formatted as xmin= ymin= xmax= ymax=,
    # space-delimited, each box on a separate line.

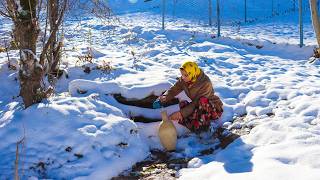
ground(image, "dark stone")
xmin=74 ymin=153 xmax=83 ymax=159
xmin=113 ymin=93 xmax=179 ymax=109
xmin=83 ymin=66 xmax=91 ymax=74
xmin=65 ymin=146 xmax=72 ymax=152
xmin=77 ymin=89 xmax=87 ymax=94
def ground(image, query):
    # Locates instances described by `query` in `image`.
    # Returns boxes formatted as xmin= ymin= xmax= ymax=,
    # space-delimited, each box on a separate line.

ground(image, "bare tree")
xmin=0 ymin=0 xmax=114 ymax=108
xmin=0 ymin=0 xmax=67 ymax=108
xmin=310 ymin=0 xmax=320 ymax=56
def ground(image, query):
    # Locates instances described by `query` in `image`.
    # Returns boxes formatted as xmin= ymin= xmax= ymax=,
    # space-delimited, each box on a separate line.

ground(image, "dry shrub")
xmin=96 ymin=60 xmax=113 ymax=74
xmin=313 ymin=48 xmax=320 ymax=58
xmin=0 ymin=47 xmax=5 ymax=53
xmin=76 ymin=51 xmax=94 ymax=65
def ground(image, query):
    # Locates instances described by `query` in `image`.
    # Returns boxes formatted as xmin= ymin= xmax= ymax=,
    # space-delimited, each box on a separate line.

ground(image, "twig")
xmin=14 ymin=141 xmax=19 ymax=180
xmin=14 ymin=137 xmax=25 ymax=180
xmin=14 ymin=122 xmax=26 ymax=180
xmin=4 ymin=40 xmax=10 ymax=67
xmin=28 ymin=0 xmax=34 ymax=20
xmin=42 ymin=0 xmax=49 ymax=50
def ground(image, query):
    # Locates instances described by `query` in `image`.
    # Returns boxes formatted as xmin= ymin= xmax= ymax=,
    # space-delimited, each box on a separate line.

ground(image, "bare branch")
xmin=0 ymin=1 xmax=12 ymax=18
xmin=0 ymin=10 xmax=11 ymax=18
xmin=28 ymin=0 xmax=34 ymax=20
xmin=5 ymin=0 xmax=18 ymax=21
xmin=42 ymin=1 xmax=49 ymax=51
xmin=40 ymin=0 xmax=67 ymax=65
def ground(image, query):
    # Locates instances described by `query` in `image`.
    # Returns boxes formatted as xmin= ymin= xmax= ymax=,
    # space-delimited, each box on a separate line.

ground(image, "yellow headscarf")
xmin=180 ymin=61 xmax=201 ymax=82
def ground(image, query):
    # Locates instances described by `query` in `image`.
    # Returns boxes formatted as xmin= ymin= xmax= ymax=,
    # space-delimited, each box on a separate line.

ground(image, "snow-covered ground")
xmin=1 ymin=0 xmax=320 ymax=179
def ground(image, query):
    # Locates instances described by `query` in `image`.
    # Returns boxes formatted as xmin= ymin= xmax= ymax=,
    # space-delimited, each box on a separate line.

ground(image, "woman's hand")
xmin=159 ymin=95 xmax=167 ymax=103
xmin=169 ymin=111 xmax=183 ymax=121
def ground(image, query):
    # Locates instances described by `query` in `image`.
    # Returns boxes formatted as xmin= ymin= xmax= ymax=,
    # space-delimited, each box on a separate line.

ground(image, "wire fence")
xmin=108 ymin=0 xmax=311 ymax=25
xmin=165 ymin=0 xmax=210 ymax=25
xmin=163 ymin=0 xmax=312 ymax=46
xmin=162 ymin=0 xmax=311 ymax=25
xmin=107 ymin=0 xmax=315 ymax=46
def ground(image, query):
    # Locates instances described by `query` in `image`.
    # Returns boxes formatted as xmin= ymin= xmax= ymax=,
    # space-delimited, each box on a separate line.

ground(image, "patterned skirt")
xmin=178 ymin=97 xmax=223 ymax=133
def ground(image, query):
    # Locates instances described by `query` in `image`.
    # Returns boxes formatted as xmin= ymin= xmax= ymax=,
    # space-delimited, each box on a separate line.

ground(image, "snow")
xmin=0 ymin=94 xmax=149 ymax=179
xmin=69 ymin=79 xmax=171 ymax=99
xmin=1 ymin=0 xmax=320 ymax=179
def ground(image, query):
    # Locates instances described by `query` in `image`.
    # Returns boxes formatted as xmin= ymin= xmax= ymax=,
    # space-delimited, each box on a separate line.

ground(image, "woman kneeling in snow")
xmin=157 ymin=61 xmax=223 ymax=133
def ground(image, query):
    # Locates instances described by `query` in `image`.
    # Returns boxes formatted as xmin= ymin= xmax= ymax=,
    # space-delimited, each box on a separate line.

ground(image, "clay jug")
xmin=158 ymin=110 xmax=177 ymax=151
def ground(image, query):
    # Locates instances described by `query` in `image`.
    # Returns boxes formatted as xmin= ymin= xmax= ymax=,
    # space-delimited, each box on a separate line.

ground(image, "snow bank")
xmin=0 ymin=94 xmax=149 ymax=179
xmin=69 ymin=79 xmax=172 ymax=99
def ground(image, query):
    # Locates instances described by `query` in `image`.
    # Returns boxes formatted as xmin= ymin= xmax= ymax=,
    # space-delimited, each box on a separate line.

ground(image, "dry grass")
xmin=76 ymin=51 xmax=94 ymax=65
xmin=96 ymin=60 xmax=114 ymax=74
xmin=0 ymin=47 xmax=5 ymax=53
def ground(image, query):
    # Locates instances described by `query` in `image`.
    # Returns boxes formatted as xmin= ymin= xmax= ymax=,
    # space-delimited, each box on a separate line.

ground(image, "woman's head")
xmin=180 ymin=61 xmax=201 ymax=83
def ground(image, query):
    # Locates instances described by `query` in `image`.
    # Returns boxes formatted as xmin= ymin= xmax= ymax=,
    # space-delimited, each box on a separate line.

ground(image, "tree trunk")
xmin=48 ymin=0 xmax=61 ymax=74
xmin=310 ymin=0 xmax=320 ymax=49
xmin=13 ymin=0 xmax=44 ymax=108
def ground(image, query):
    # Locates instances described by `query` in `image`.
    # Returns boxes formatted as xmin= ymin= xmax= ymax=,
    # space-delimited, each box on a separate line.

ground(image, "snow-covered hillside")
xmin=0 ymin=0 xmax=320 ymax=179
